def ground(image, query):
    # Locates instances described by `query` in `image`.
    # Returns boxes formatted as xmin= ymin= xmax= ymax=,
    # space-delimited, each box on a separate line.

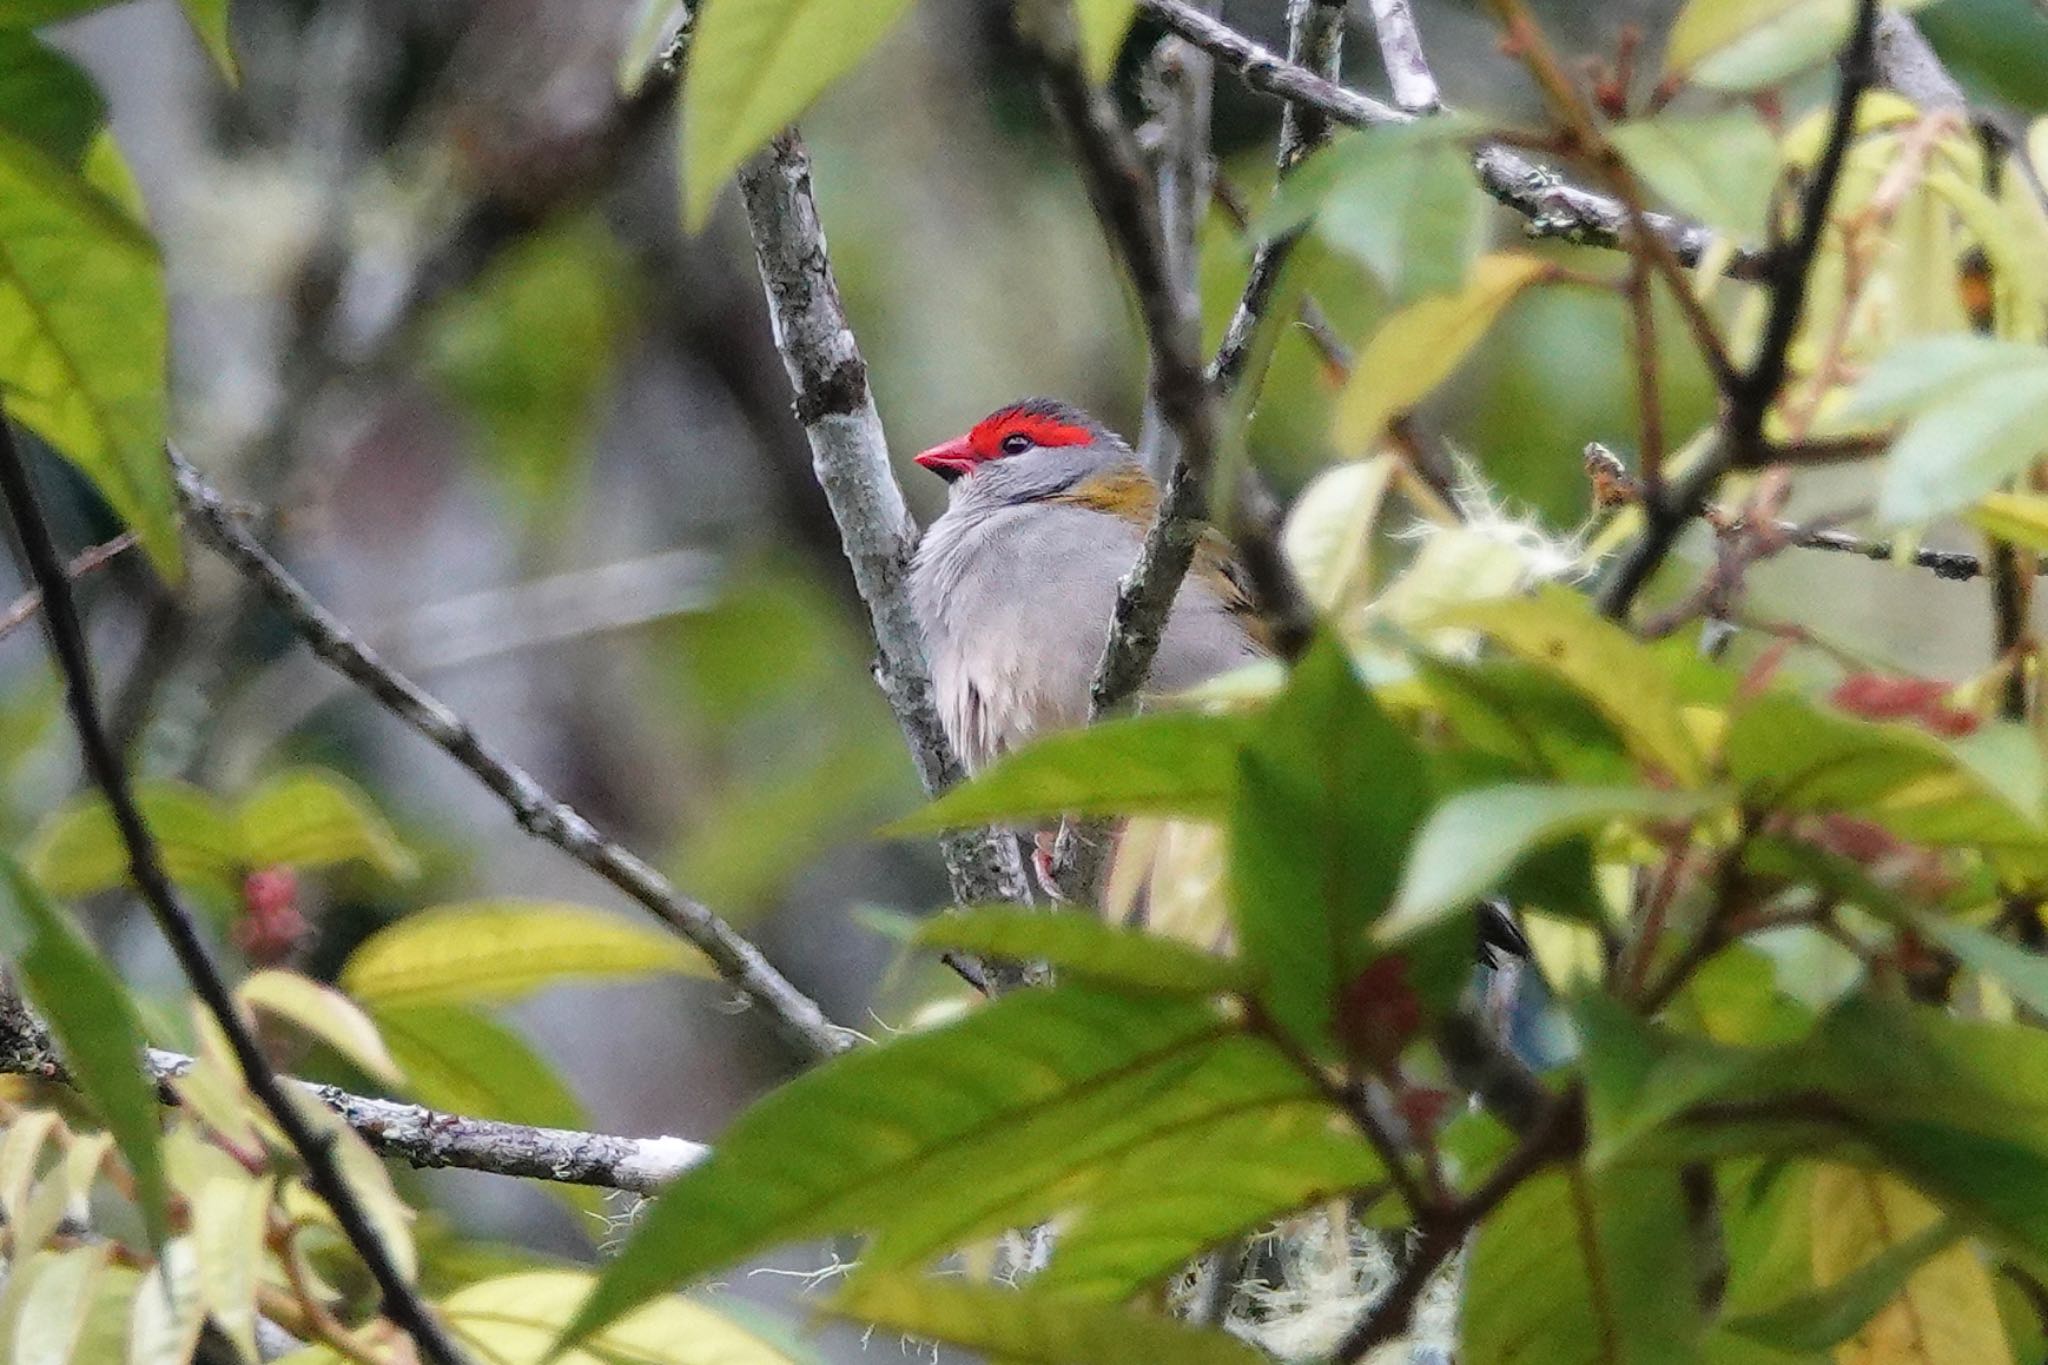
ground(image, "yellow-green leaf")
xmin=443 ymin=1270 xmax=796 ymax=1365
xmin=238 ymin=970 xmax=401 ymax=1085
xmin=1810 ymin=1166 xmax=2014 ymax=1364
xmin=288 ymin=1093 xmax=417 ymax=1283
xmin=1439 ymin=586 xmax=1707 ymax=786
xmin=1333 ymin=253 xmax=1550 ymax=449
xmin=190 ymin=1172 xmax=272 ymax=1364
xmin=1970 ymin=491 xmax=2048 ymax=553
xmin=234 ymin=768 xmax=415 ymax=880
xmin=829 ymin=1275 xmax=1267 ymax=1365
xmin=339 ymin=900 xmax=710 ymax=1009
xmin=9 ymin=1245 xmax=103 ymax=1365
xmin=1280 ymin=455 xmax=1397 ymax=623
xmin=127 ymin=1238 xmax=204 ymax=1365
xmin=680 ymin=0 xmax=919 ymax=227
xmin=26 ymin=780 xmax=236 ymax=897
xmin=178 ymin=0 xmax=235 ymax=83
xmin=1075 ymin=0 xmax=1139 ymax=81
xmin=1665 ymin=0 xmax=1852 ymax=92
xmin=0 ymin=124 xmax=177 ymax=576
xmin=1610 ymin=112 xmax=1779 ymax=236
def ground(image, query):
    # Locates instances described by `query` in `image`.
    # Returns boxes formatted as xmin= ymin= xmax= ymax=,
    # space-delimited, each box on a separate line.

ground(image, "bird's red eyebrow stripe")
xmin=966 ymin=409 xmax=1093 ymax=459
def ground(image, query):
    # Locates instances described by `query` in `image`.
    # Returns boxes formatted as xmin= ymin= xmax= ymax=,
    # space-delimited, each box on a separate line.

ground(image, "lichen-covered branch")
xmin=170 ymin=450 xmax=853 ymax=1062
xmin=1139 ymin=0 xmax=1762 ymax=276
xmin=733 ymin=134 xmax=1035 ymax=922
xmin=1366 ymin=0 xmax=1443 ymax=113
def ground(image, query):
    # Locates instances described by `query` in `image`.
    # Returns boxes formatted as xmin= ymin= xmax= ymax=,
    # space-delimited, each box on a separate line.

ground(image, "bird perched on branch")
xmin=909 ymin=397 xmax=1529 ymax=966
xmin=909 ymin=398 xmax=1264 ymax=774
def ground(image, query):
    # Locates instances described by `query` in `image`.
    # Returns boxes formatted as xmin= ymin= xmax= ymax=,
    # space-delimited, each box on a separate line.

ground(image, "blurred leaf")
xmin=1280 ymin=456 xmax=1395 ymax=621
xmin=289 ymin=1093 xmax=418 ymax=1283
xmin=1725 ymin=1203 xmax=1958 ymax=1353
xmin=0 ymin=125 xmax=177 ymax=576
xmin=235 ymin=768 xmax=416 ymax=880
xmin=189 ymin=1170 xmax=272 ymax=1364
xmin=340 ymin=899 xmax=710 ymax=1009
xmin=1034 ymin=1103 xmax=1384 ymax=1300
xmin=1665 ymin=0 xmax=1854 ymax=91
xmin=127 ymin=1238 xmax=203 ymax=1365
xmin=1803 ymin=1167 xmax=2010 ymax=1362
xmin=1275 ymin=123 xmax=1488 ymax=302
xmin=425 ymin=219 xmax=630 ymax=523
xmin=7 ymin=1245 xmax=102 ymax=1365
xmin=1611 ymin=113 xmax=1779 ymax=237
xmin=178 ymin=0 xmax=234 ymax=82
xmin=828 ymin=1275 xmax=1267 ymax=1365
xmin=889 ymin=713 xmax=1249 ymax=832
xmin=444 ymin=1269 xmax=802 ymax=1365
xmin=238 ymin=970 xmax=401 ymax=1085
xmin=1230 ymin=637 xmax=1430 ymax=1053
xmin=372 ymin=1003 xmax=587 ymax=1133
xmin=1466 ymin=1165 xmax=1702 ymax=1364
xmin=0 ymin=855 xmax=168 ymax=1248
xmin=1443 ymin=586 xmax=1706 ymax=786
xmin=1075 ymin=0 xmax=1138 ymax=80
xmin=562 ymin=988 xmax=1254 ymax=1340
xmin=1334 ymin=253 xmax=1550 ymax=450
xmin=1383 ymin=784 xmax=1716 ymax=941
xmin=915 ymin=908 xmax=1246 ymax=995
xmin=679 ymin=0 xmax=919 ymax=227
xmin=1915 ymin=918 xmax=2048 ymax=1019
xmin=27 ymin=780 xmax=237 ymax=897
xmin=1415 ymin=656 xmax=1637 ymax=785
xmin=0 ymin=32 xmax=101 ymax=167
xmin=1970 ymin=490 xmax=2048 ymax=551
xmin=0 ymin=0 xmax=123 ymax=25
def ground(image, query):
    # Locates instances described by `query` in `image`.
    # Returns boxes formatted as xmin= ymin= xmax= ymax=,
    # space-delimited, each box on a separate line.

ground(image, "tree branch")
xmin=0 ymin=424 xmax=468 ymax=1365
xmin=1598 ymin=0 xmax=1881 ymax=620
xmin=0 ymin=531 xmax=136 ymax=643
xmin=1365 ymin=0 xmax=1443 ymax=113
xmin=169 ymin=450 xmax=853 ymax=1062
xmin=733 ymin=132 xmax=1036 ymax=932
xmin=0 ymin=992 xmax=708 ymax=1195
xmin=1139 ymin=0 xmax=1763 ymax=277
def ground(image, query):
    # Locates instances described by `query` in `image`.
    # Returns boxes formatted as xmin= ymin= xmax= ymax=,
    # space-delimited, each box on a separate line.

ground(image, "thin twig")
xmin=1138 ymin=0 xmax=1766 ymax=277
xmin=0 ymin=532 xmax=137 ymax=643
xmin=0 ymin=994 xmax=709 ymax=1194
xmin=0 ymin=424 xmax=469 ymax=1365
xmin=1598 ymin=0 xmax=1881 ymax=620
xmin=169 ymin=449 xmax=853 ymax=1061
xmin=733 ymin=132 xmax=1036 ymax=940
xmin=1365 ymin=0 xmax=1443 ymax=113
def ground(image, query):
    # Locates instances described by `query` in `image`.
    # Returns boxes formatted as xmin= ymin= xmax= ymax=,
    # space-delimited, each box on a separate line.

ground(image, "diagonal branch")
xmin=733 ymin=133 xmax=1035 ymax=933
xmin=0 ymin=423 xmax=469 ymax=1365
xmin=0 ymin=531 xmax=136 ymax=643
xmin=170 ymin=450 xmax=853 ymax=1062
xmin=1139 ymin=0 xmax=1765 ymax=278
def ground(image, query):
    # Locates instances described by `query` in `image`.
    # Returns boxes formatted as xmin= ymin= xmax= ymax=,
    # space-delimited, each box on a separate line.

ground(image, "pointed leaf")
xmin=1877 ymin=368 xmax=2048 ymax=524
xmin=828 ymin=1275 xmax=1268 ymax=1365
xmin=888 ymin=712 xmax=1248 ymax=832
xmin=237 ymin=970 xmax=401 ymax=1085
xmin=1665 ymin=0 xmax=1852 ymax=92
xmin=0 ymin=856 xmax=167 ymax=1247
xmin=189 ymin=1171 xmax=272 ymax=1364
xmin=680 ymin=0 xmax=919 ymax=226
xmin=127 ymin=1238 xmax=203 ymax=1365
xmin=371 ymin=1002 xmax=587 ymax=1133
xmin=442 ymin=1269 xmax=799 ymax=1365
xmin=235 ymin=768 xmax=415 ymax=879
xmin=914 ymin=908 xmax=1246 ymax=996
xmin=339 ymin=899 xmax=708 ymax=1008
xmin=1333 ymin=252 xmax=1550 ymax=448
xmin=0 ymin=125 xmax=177 ymax=575
xmin=10 ymin=1245 xmax=103 ymax=1365
xmin=26 ymin=780 xmax=236 ymax=897
xmin=178 ymin=0 xmax=235 ymax=81
xmin=1726 ymin=1205 xmax=1959 ymax=1353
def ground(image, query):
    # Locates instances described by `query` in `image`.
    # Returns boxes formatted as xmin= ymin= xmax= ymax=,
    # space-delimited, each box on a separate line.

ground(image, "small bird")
xmin=909 ymin=397 xmax=1530 ymax=964
xmin=909 ymin=398 xmax=1265 ymax=774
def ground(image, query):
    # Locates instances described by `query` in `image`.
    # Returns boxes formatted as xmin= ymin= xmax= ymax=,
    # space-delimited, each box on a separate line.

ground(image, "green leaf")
xmin=1877 ymin=367 xmax=2048 ymax=525
xmin=1416 ymin=655 xmax=1637 ymax=785
xmin=371 ymin=1003 xmax=588 ymax=1133
xmin=0 ymin=855 xmax=167 ymax=1247
xmin=177 ymin=0 xmax=235 ymax=82
xmin=1610 ymin=112 xmax=1779 ymax=237
xmin=560 ymin=988 xmax=1246 ymax=1342
xmin=1664 ymin=0 xmax=1854 ymax=92
xmin=1970 ymin=491 xmax=2048 ymax=553
xmin=339 ymin=900 xmax=710 ymax=1009
xmin=1383 ymin=784 xmax=1717 ymax=941
xmin=238 ymin=969 xmax=401 ymax=1085
xmin=0 ymin=124 xmax=177 ymax=577
xmin=0 ymin=32 xmax=103 ymax=168
xmin=828 ymin=1275 xmax=1268 ymax=1365
xmin=234 ymin=768 xmax=416 ymax=879
xmin=1724 ymin=1210 xmax=1959 ymax=1353
xmin=26 ymin=780 xmax=238 ymax=896
xmin=1835 ymin=335 xmax=2048 ymax=428
xmin=914 ymin=908 xmax=1247 ymax=996
xmin=443 ymin=1270 xmax=800 ymax=1365
xmin=1443 ymin=586 xmax=1707 ymax=786
xmin=424 ymin=219 xmax=630 ymax=522
xmin=0 ymin=0 xmax=122 ymax=24
xmin=1916 ymin=917 xmax=2048 ymax=1019
xmin=1074 ymin=0 xmax=1138 ymax=80
xmin=1333 ymin=252 xmax=1550 ymax=448
xmin=887 ymin=712 xmax=1248 ymax=833
xmin=7 ymin=1245 xmax=103 ymax=1365
xmin=679 ymin=0 xmax=919 ymax=227
xmin=1034 ymin=1103 xmax=1384 ymax=1300
xmin=1229 ymin=636 xmax=1431 ymax=1052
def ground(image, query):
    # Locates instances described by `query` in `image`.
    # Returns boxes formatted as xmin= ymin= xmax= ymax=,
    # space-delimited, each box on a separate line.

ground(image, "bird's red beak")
xmin=914 ymin=436 xmax=978 ymax=483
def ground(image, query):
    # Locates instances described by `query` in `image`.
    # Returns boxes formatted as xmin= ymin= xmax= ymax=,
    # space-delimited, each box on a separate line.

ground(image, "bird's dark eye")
xmin=999 ymin=432 xmax=1032 ymax=456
